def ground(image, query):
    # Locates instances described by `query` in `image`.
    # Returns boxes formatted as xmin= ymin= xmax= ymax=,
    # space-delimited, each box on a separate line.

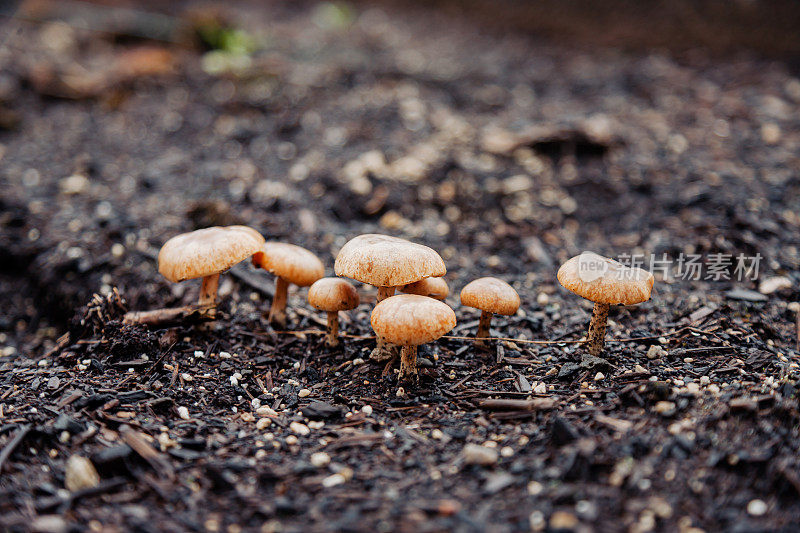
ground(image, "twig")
xmin=122 ymin=304 xmax=215 ymax=327
xmin=0 ymin=424 xmax=31 ymax=473
xmin=476 ymin=398 xmax=557 ymax=411
xmin=267 ymin=325 xmax=707 ymax=346
xmin=119 ymin=425 xmax=174 ymax=480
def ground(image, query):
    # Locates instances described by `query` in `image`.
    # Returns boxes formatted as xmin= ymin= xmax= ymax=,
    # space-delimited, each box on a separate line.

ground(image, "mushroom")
xmin=334 ymin=234 xmax=446 ymax=360
xmin=557 ymin=252 xmax=654 ymax=356
xmin=399 ymin=277 xmax=449 ymax=300
xmin=308 ymin=277 xmax=360 ymax=347
xmin=253 ymin=242 xmax=325 ymax=327
xmin=460 ymin=277 xmax=520 ymax=347
xmin=158 ymin=225 xmax=266 ymax=308
xmin=371 ymin=294 xmax=456 ymax=383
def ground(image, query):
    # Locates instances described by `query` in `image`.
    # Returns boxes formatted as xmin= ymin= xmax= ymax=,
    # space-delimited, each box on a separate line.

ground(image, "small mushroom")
xmin=371 ymin=294 xmax=456 ymax=384
xmin=400 ymin=277 xmax=449 ymax=300
xmin=308 ymin=278 xmax=360 ymax=347
xmin=557 ymin=252 xmax=654 ymax=356
xmin=460 ymin=277 xmax=520 ymax=347
xmin=158 ymin=225 xmax=266 ymax=308
xmin=254 ymin=242 xmax=325 ymax=327
xmin=335 ymin=234 xmax=446 ymax=360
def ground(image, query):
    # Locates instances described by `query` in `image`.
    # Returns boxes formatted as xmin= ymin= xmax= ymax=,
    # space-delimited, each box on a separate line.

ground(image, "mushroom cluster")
xmin=127 ymin=227 xmax=655 ymax=387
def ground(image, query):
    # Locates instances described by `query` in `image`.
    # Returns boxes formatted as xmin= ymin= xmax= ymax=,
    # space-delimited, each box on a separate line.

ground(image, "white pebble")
xmin=322 ymin=473 xmax=346 ymax=487
xmin=594 ymin=372 xmax=605 ymax=381
xmin=747 ymin=499 xmax=768 ymax=516
xmin=286 ymin=435 xmax=299 ymax=445
xmin=361 ymin=405 xmax=373 ymax=416
xmin=298 ymin=389 xmax=311 ymax=398
xmin=533 ymin=382 xmax=547 ymax=394
xmin=177 ymin=406 xmax=190 ymax=420
xmin=219 ymin=351 xmax=232 ymax=359
xmin=290 ymin=422 xmax=310 ymax=436
xmin=310 ymin=452 xmax=331 ymax=468
xmin=256 ymin=418 xmax=272 ymax=430
xmin=65 ymin=455 xmax=100 ymax=491
xmin=462 ymin=443 xmax=498 ymax=466
xmin=257 ymin=406 xmax=278 ymax=417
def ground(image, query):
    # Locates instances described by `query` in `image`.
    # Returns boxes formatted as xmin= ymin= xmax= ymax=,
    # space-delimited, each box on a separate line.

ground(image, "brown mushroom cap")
xmin=557 ymin=252 xmax=654 ymax=305
xmin=308 ymin=278 xmax=360 ymax=312
xmin=400 ymin=277 xmax=449 ymax=300
xmin=257 ymin=242 xmax=325 ymax=287
xmin=371 ymin=294 xmax=456 ymax=346
xmin=334 ymin=234 xmax=446 ymax=287
xmin=460 ymin=277 xmax=520 ymax=315
xmin=158 ymin=225 xmax=265 ymax=283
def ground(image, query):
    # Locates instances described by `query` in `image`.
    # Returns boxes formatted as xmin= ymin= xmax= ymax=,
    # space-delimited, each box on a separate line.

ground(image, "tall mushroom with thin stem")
xmin=400 ymin=277 xmax=449 ymax=301
xmin=308 ymin=277 xmax=360 ymax=347
xmin=334 ymin=234 xmax=446 ymax=361
xmin=460 ymin=277 xmax=520 ymax=347
xmin=253 ymin=242 xmax=325 ymax=327
xmin=124 ymin=226 xmax=265 ymax=326
xmin=557 ymin=252 xmax=654 ymax=356
xmin=371 ymin=294 xmax=456 ymax=384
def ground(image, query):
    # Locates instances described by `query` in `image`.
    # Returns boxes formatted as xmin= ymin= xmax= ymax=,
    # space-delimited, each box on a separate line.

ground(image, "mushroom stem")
xmin=586 ymin=302 xmax=610 ymax=356
xmin=371 ymin=286 xmax=398 ymax=360
xmin=476 ymin=310 xmax=494 ymax=347
xmin=398 ymin=345 xmax=418 ymax=383
xmin=268 ymin=276 xmax=289 ymax=327
xmin=326 ymin=311 xmax=339 ymax=347
xmin=198 ymin=273 xmax=220 ymax=307
xmin=377 ymin=286 xmax=396 ymax=301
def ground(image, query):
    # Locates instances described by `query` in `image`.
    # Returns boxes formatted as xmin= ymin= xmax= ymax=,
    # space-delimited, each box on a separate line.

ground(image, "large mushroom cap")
xmin=158 ymin=225 xmax=265 ymax=283
xmin=334 ymin=234 xmax=446 ymax=287
xmin=557 ymin=252 xmax=654 ymax=305
xmin=400 ymin=277 xmax=449 ymax=300
xmin=371 ymin=294 xmax=456 ymax=346
xmin=257 ymin=242 xmax=325 ymax=287
xmin=308 ymin=278 xmax=360 ymax=312
xmin=460 ymin=277 xmax=520 ymax=315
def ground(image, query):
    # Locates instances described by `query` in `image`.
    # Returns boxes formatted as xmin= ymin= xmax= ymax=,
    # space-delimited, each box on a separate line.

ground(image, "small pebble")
xmin=700 ymin=376 xmax=710 ymax=386
xmin=533 ymin=382 xmax=547 ymax=394
xmin=647 ymin=345 xmax=667 ymax=359
xmin=177 ymin=406 xmax=190 ymax=420
xmin=310 ymin=452 xmax=331 ymax=468
xmin=527 ymin=481 xmax=543 ymax=495
xmin=747 ymin=499 xmax=768 ymax=516
xmin=653 ymin=401 xmax=676 ymax=416
xmin=290 ymin=421 xmax=310 ymax=436
xmin=462 ymin=443 xmax=498 ymax=466
xmin=256 ymin=418 xmax=272 ymax=430
xmin=594 ymin=372 xmax=605 ymax=381
xmin=322 ymin=473 xmax=346 ymax=487
xmin=298 ymin=388 xmax=311 ymax=398
xmin=361 ymin=405 xmax=373 ymax=416
xmin=257 ymin=406 xmax=278 ymax=417
xmin=65 ymin=455 xmax=100 ymax=491
xmin=549 ymin=511 xmax=578 ymax=530
xmin=285 ymin=435 xmax=299 ymax=445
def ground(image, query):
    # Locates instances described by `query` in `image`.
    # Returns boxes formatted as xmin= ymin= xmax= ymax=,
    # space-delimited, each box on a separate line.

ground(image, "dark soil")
xmin=1 ymin=1 xmax=800 ymax=532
